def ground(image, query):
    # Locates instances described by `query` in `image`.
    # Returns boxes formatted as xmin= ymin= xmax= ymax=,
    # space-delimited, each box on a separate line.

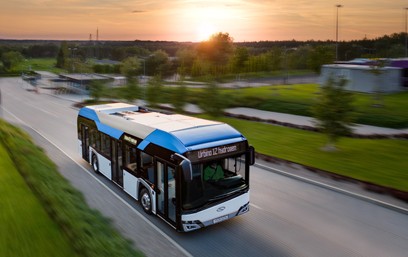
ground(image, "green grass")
xmin=0 ymin=119 xmax=144 ymax=257
xmin=199 ymin=115 xmax=408 ymax=192
xmin=14 ymin=58 xmax=65 ymax=74
xmin=0 ymin=144 xmax=77 ymax=257
xmin=155 ymin=83 xmax=408 ymax=128
xmin=221 ymin=84 xmax=408 ymax=128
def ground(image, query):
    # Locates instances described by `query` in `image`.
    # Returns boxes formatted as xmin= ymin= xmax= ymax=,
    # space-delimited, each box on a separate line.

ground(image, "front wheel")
xmin=91 ymin=154 xmax=100 ymax=174
xmin=140 ymin=188 xmax=152 ymax=214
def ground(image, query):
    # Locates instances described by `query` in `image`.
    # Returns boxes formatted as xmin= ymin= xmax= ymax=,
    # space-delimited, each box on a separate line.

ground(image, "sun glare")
xmin=196 ymin=23 xmax=216 ymax=42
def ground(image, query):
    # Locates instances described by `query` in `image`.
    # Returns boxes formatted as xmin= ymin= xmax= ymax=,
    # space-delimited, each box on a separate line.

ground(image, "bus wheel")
xmin=140 ymin=188 xmax=152 ymax=214
xmin=91 ymin=154 xmax=100 ymax=174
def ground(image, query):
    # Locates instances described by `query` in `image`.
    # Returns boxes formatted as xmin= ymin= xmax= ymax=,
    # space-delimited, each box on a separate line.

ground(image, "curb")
xmin=254 ymin=161 xmax=408 ymax=215
xmin=224 ymin=112 xmax=408 ymax=139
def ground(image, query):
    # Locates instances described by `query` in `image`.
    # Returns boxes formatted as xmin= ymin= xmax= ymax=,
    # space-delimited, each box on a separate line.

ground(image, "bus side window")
xmin=93 ymin=131 xmax=101 ymax=151
xmin=124 ymin=144 xmax=137 ymax=173
xmin=101 ymin=134 xmax=111 ymax=158
xmin=90 ymin=129 xmax=97 ymax=149
xmin=141 ymin=152 xmax=154 ymax=183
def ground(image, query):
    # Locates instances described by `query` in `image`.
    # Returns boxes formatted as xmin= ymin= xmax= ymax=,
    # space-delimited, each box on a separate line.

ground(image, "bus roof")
xmin=78 ymin=103 xmax=246 ymax=154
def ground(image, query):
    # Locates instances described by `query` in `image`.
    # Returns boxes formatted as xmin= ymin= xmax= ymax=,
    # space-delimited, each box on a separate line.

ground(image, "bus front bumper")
xmin=181 ymin=202 xmax=250 ymax=232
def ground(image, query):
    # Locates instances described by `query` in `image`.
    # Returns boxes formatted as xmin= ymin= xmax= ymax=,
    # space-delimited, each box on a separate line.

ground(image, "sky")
xmin=0 ymin=0 xmax=407 ymax=42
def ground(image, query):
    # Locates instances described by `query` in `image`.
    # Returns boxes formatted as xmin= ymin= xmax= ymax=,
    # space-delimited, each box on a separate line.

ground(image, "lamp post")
xmin=283 ymin=47 xmax=297 ymax=85
xmin=68 ymin=47 xmax=77 ymax=73
xmin=405 ymin=7 xmax=408 ymax=57
xmin=336 ymin=4 xmax=343 ymax=61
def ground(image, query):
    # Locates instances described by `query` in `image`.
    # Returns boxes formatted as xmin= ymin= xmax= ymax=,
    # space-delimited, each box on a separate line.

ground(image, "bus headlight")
xmin=237 ymin=202 xmax=250 ymax=216
xmin=182 ymin=220 xmax=203 ymax=232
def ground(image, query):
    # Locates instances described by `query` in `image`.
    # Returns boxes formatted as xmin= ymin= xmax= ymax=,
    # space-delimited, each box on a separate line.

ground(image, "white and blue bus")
xmin=77 ymin=103 xmax=255 ymax=232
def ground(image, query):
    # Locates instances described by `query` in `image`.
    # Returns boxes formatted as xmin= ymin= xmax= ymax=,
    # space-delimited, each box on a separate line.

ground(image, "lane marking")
xmin=249 ymin=203 xmax=263 ymax=210
xmin=3 ymin=90 xmax=59 ymax=118
xmin=3 ymin=106 xmax=193 ymax=257
xmin=255 ymin=163 xmax=408 ymax=215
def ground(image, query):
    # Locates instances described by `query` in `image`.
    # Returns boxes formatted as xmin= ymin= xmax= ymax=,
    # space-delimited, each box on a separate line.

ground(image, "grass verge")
xmin=199 ymin=115 xmax=408 ymax=192
xmin=0 ymin=144 xmax=77 ymax=257
xmin=0 ymin=119 xmax=144 ymax=257
xmin=156 ymin=84 xmax=408 ymax=128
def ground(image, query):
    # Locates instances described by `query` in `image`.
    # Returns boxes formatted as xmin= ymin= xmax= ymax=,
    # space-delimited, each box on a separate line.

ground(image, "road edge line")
xmin=3 ymin=106 xmax=193 ymax=257
xmin=255 ymin=162 xmax=408 ymax=215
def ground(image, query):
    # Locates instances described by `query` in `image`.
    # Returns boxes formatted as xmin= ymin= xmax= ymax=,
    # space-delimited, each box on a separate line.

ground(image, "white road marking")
xmin=3 ymin=90 xmax=59 ymax=118
xmin=255 ymin=163 xmax=408 ymax=215
xmin=249 ymin=203 xmax=263 ymax=210
xmin=3 ymin=106 xmax=193 ymax=257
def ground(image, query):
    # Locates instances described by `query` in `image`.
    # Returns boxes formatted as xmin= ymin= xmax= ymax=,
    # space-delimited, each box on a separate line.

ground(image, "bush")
xmin=0 ymin=119 xmax=144 ymax=257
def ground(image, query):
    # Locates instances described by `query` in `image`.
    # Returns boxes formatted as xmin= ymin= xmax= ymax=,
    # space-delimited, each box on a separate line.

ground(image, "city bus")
xmin=77 ymin=103 xmax=255 ymax=232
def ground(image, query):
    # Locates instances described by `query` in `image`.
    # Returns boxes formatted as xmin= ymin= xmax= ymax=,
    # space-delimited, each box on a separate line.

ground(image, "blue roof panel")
xmin=171 ymin=124 xmax=244 ymax=147
xmin=142 ymin=129 xmax=187 ymax=154
xmin=96 ymin=122 xmax=123 ymax=139
xmin=79 ymin=107 xmax=99 ymax=122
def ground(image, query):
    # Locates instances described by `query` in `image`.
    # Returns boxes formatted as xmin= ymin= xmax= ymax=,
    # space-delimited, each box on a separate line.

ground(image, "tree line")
xmin=1 ymin=32 xmax=407 ymax=76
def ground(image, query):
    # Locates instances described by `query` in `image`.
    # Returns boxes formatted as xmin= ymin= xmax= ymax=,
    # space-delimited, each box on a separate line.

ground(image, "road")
xmin=1 ymin=77 xmax=408 ymax=257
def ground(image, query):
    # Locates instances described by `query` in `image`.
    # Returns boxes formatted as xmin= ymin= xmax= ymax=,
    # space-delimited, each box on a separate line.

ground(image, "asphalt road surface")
xmin=1 ymin=77 xmax=407 ymax=257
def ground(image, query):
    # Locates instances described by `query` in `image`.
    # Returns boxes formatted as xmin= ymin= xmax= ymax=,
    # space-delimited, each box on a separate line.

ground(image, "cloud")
xmin=132 ymin=10 xmax=145 ymax=13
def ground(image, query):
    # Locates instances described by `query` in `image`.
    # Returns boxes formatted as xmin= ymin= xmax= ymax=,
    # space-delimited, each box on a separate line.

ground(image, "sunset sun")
xmin=196 ymin=23 xmax=216 ymax=42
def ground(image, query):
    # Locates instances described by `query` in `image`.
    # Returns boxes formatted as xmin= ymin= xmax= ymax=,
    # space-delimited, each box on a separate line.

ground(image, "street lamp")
xmin=283 ymin=47 xmax=297 ymax=85
xmin=336 ymin=4 xmax=343 ymax=61
xmin=68 ymin=47 xmax=77 ymax=73
xmin=405 ymin=7 xmax=408 ymax=57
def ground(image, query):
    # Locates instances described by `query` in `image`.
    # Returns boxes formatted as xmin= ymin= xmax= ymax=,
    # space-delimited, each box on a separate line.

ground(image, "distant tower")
xmin=88 ymin=33 xmax=93 ymax=59
xmin=96 ymin=28 xmax=99 ymax=59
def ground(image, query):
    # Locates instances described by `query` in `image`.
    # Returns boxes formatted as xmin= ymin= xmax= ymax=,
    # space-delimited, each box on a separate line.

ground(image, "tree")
xmin=120 ymin=57 xmax=141 ymax=102
xmin=196 ymin=32 xmax=234 ymax=74
xmin=1 ymin=51 xmax=23 ymax=71
xmin=368 ymin=59 xmax=386 ymax=107
xmin=307 ymin=45 xmax=335 ymax=73
xmin=198 ymin=77 xmax=226 ymax=117
xmin=312 ymin=76 xmax=355 ymax=151
xmin=145 ymin=50 xmax=171 ymax=76
xmin=146 ymin=75 xmax=163 ymax=108
xmin=89 ymin=80 xmax=107 ymax=102
xmin=176 ymin=48 xmax=196 ymax=76
xmin=56 ymin=42 xmax=68 ymax=69
xmin=172 ymin=76 xmax=187 ymax=113
xmin=230 ymin=46 xmax=249 ymax=73
xmin=120 ymin=57 xmax=141 ymax=78
xmin=121 ymin=78 xmax=140 ymax=103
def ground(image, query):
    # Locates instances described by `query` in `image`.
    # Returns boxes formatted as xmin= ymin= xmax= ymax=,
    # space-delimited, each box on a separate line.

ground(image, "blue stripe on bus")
xmin=172 ymin=124 xmax=243 ymax=147
xmin=96 ymin=122 xmax=123 ymax=139
xmin=79 ymin=108 xmax=100 ymax=122
xmin=186 ymin=137 xmax=245 ymax=151
xmin=137 ymin=140 xmax=150 ymax=151
xmin=140 ymin=129 xmax=187 ymax=154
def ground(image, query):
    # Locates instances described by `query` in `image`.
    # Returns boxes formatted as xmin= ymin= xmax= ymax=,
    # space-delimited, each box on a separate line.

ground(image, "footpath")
xmin=40 ymin=88 xmax=408 ymax=212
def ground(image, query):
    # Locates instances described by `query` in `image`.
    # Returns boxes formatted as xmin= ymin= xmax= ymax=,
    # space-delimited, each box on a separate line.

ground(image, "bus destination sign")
xmin=188 ymin=142 xmax=244 ymax=162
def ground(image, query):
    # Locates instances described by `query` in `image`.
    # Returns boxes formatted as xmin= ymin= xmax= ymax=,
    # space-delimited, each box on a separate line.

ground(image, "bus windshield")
xmin=182 ymin=153 xmax=248 ymax=210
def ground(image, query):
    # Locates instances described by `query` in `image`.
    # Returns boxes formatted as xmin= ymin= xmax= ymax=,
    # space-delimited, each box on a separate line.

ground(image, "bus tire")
xmin=140 ymin=187 xmax=152 ymax=214
xmin=91 ymin=154 xmax=100 ymax=174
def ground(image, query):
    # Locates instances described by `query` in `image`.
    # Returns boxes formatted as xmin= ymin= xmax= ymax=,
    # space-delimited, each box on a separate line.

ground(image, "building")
xmin=320 ymin=64 xmax=403 ymax=93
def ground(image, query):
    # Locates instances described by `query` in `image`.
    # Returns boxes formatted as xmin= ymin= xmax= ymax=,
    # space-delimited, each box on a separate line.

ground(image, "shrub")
xmin=0 ymin=119 xmax=143 ymax=257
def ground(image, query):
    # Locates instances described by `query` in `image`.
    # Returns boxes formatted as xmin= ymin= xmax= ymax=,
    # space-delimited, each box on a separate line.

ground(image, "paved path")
xmin=38 ymin=86 xmax=408 ymax=136
xmin=225 ymin=107 xmax=408 ymax=136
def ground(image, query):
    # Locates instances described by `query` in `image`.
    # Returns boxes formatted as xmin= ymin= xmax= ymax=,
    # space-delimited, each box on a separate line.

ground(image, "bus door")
xmin=111 ymin=139 xmax=123 ymax=187
xmin=81 ymin=124 xmax=89 ymax=162
xmin=156 ymin=160 xmax=177 ymax=226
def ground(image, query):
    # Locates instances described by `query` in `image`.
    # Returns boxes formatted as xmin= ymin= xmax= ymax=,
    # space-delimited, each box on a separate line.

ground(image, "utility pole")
xmin=405 ymin=8 xmax=408 ymax=57
xmin=336 ymin=4 xmax=343 ymax=61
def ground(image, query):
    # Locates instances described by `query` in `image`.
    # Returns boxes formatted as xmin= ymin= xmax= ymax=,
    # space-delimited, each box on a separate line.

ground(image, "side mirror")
xmin=249 ymin=146 xmax=255 ymax=165
xmin=180 ymin=159 xmax=193 ymax=182
xmin=172 ymin=153 xmax=193 ymax=182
